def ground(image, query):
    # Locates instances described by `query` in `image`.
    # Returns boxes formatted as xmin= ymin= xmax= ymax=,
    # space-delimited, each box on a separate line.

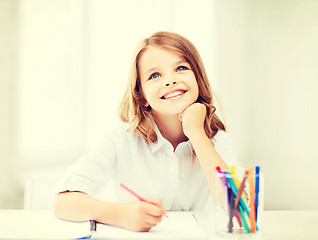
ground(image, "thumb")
xmin=145 ymin=198 xmax=163 ymax=207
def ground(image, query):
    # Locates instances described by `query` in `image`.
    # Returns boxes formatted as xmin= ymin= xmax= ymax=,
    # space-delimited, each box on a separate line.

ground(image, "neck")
xmin=152 ymin=113 xmax=188 ymax=150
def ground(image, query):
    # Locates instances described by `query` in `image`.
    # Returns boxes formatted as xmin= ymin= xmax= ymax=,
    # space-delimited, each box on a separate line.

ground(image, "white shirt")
xmin=57 ymin=121 xmax=243 ymax=211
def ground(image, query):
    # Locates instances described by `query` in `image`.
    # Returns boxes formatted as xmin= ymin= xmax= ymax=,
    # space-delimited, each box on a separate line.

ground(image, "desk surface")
xmin=196 ymin=210 xmax=318 ymax=240
xmin=0 ymin=210 xmax=317 ymax=240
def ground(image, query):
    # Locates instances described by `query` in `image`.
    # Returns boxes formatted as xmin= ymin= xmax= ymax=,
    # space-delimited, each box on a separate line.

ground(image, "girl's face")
xmin=139 ymin=46 xmax=199 ymax=117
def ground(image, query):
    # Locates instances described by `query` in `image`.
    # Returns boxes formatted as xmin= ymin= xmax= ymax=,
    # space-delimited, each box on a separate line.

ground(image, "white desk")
xmin=0 ymin=210 xmax=317 ymax=240
xmin=196 ymin=210 xmax=318 ymax=240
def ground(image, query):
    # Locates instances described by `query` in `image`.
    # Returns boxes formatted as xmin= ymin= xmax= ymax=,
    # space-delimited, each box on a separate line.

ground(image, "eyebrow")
xmin=142 ymin=60 xmax=189 ymax=79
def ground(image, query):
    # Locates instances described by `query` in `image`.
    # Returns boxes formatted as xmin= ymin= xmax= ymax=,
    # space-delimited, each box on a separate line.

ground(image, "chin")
xmin=164 ymin=105 xmax=190 ymax=115
xmin=152 ymin=101 xmax=196 ymax=116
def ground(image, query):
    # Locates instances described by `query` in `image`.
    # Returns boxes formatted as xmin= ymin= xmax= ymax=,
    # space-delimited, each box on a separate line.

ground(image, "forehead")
xmin=139 ymin=46 xmax=185 ymax=72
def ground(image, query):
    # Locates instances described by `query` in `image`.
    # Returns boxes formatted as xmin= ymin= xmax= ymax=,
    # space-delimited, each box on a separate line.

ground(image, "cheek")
xmin=195 ymin=84 xmax=199 ymax=98
xmin=190 ymin=79 xmax=199 ymax=98
xmin=141 ymin=85 xmax=156 ymax=103
xmin=145 ymin=81 xmax=160 ymax=94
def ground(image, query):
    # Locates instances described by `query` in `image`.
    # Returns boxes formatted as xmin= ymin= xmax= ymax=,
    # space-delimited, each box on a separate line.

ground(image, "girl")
xmin=54 ymin=31 xmax=243 ymax=232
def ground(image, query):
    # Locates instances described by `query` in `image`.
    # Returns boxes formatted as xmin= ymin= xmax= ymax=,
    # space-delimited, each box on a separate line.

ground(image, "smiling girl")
xmin=54 ymin=31 xmax=244 ymax=232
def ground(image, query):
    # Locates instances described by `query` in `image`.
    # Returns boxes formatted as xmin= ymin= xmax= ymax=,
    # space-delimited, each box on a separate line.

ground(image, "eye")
xmin=177 ymin=66 xmax=188 ymax=72
xmin=149 ymin=72 xmax=161 ymax=80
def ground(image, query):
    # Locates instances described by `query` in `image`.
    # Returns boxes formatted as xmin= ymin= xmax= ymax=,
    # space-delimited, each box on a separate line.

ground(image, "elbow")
xmin=54 ymin=192 xmax=71 ymax=220
xmin=53 ymin=193 xmax=64 ymax=219
xmin=53 ymin=191 xmax=88 ymax=222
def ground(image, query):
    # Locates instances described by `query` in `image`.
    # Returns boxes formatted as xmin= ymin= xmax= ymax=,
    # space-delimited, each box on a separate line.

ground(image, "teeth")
xmin=164 ymin=91 xmax=184 ymax=99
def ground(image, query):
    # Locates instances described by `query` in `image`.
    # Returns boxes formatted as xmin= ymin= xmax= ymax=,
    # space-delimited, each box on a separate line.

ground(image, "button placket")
xmin=164 ymin=152 xmax=179 ymax=210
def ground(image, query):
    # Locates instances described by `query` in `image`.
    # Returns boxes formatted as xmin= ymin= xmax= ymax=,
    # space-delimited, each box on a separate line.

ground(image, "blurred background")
xmin=1 ymin=0 xmax=318 ymax=210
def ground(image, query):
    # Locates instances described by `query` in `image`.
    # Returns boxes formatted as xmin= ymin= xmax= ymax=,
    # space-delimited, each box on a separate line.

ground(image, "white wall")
xmin=1 ymin=0 xmax=318 ymax=210
xmin=0 ymin=0 xmax=214 ymax=209
xmin=17 ymin=0 xmax=87 ymax=168
xmin=0 ymin=0 xmax=22 ymax=208
xmin=84 ymin=0 xmax=215 ymax=151
xmin=248 ymin=0 xmax=318 ymax=210
xmin=215 ymin=0 xmax=318 ymax=210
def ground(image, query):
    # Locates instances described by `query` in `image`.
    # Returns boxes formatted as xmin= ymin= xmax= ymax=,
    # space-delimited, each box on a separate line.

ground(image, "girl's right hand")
xmin=116 ymin=198 xmax=166 ymax=232
xmin=54 ymin=192 xmax=165 ymax=232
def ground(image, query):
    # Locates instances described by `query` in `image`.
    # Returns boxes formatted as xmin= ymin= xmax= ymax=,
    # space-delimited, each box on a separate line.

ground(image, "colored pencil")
xmin=119 ymin=183 xmax=168 ymax=217
xmin=248 ymin=167 xmax=256 ymax=233
xmin=255 ymin=166 xmax=260 ymax=222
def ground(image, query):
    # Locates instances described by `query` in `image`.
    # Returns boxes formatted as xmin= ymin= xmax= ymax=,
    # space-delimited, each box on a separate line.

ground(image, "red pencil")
xmin=119 ymin=183 xmax=168 ymax=217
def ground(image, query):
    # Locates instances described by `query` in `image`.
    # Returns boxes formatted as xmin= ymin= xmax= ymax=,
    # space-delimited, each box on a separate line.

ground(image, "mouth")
xmin=161 ymin=90 xmax=187 ymax=100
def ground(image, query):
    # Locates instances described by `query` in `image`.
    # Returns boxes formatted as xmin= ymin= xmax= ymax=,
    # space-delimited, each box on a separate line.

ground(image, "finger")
xmin=145 ymin=215 xmax=163 ymax=226
xmin=139 ymin=225 xmax=153 ymax=232
xmin=142 ymin=201 xmax=166 ymax=217
xmin=178 ymin=113 xmax=183 ymax=121
xmin=136 ymin=225 xmax=152 ymax=232
xmin=144 ymin=198 xmax=166 ymax=213
xmin=135 ymin=216 xmax=160 ymax=232
xmin=145 ymin=198 xmax=163 ymax=207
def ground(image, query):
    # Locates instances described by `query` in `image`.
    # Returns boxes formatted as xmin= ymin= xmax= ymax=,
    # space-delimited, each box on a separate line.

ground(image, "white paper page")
xmin=93 ymin=212 xmax=208 ymax=240
xmin=0 ymin=210 xmax=90 ymax=240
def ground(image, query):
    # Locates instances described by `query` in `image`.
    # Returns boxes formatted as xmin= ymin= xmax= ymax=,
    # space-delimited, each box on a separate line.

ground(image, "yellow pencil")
xmin=230 ymin=166 xmax=248 ymax=203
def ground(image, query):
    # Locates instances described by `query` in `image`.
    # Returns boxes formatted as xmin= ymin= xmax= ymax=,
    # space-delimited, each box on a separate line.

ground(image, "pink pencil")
xmin=119 ymin=183 xmax=168 ymax=217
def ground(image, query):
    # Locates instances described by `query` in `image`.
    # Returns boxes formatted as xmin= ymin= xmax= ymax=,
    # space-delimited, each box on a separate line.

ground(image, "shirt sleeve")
xmin=55 ymin=136 xmax=117 ymax=197
xmin=212 ymin=131 xmax=250 ymax=204
xmin=213 ymin=131 xmax=240 ymax=167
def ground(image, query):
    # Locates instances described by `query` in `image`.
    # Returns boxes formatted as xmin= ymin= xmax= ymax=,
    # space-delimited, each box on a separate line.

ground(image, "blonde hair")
xmin=119 ymin=31 xmax=225 ymax=143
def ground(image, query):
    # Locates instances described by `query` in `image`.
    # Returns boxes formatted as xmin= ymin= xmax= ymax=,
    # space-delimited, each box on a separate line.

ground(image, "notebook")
xmin=0 ymin=210 xmax=208 ymax=240
xmin=93 ymin=211 xmax=208 ymax=239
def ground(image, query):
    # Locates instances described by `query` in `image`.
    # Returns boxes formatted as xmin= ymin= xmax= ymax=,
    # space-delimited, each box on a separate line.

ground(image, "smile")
xmin=161 ymin=90 xmax=187 ymax=100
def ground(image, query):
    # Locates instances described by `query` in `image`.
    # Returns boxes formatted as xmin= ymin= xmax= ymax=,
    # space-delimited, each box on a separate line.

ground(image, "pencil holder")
xmin=214 ymin=167 xmax=263 ymax=238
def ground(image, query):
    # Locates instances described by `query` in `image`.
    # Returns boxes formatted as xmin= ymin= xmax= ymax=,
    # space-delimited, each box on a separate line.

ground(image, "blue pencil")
xmin=255 ymin=166 xmax=260 ymax=222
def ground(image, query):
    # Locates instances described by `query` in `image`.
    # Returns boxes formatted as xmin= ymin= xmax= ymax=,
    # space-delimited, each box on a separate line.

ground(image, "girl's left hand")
xmin=178 ymin=103 xmax=206 ymax=140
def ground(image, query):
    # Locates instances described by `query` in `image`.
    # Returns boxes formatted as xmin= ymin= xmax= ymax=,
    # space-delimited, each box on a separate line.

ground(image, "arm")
xmin=179 ymin=103 xmax=230 ymax=198
xmin=54 ymin=191 xmax=166 ymax=232
xmin=54 ymin=133 xmax=166 ymax=232
xmin=54 ymin=191 xmax=119 ymax=224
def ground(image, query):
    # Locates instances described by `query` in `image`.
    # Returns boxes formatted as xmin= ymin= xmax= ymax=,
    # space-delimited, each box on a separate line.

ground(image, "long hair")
xmin=119 ymin=31 xmax=225 ymax=143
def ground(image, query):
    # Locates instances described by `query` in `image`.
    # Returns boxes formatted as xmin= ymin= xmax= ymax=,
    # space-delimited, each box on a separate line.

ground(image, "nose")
xmin=165 ymin=81 xmax=176 ymax=87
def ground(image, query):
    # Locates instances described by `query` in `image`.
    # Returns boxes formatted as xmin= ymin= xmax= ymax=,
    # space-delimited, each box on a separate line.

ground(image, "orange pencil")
xmin=248 ymin=167 xmax=256 ymax=233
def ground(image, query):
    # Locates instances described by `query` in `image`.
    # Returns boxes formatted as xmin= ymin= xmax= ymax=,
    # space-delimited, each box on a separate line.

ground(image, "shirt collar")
xmin=149 ymin=122 xmax=171 ymax=153
xmin=149 ymin=121 xmax=193 ymax=154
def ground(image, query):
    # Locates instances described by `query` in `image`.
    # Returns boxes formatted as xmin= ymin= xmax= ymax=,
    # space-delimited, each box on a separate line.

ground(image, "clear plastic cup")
xmin=214 ymin=169 xmax=263 ymax=238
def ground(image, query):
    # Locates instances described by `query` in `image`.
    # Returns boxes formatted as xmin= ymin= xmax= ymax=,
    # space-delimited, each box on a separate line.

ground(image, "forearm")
xmin=54 ymin=192 xmax=121 ymax=225
xmin=189 ymin=131 xmax=229 ymax=198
